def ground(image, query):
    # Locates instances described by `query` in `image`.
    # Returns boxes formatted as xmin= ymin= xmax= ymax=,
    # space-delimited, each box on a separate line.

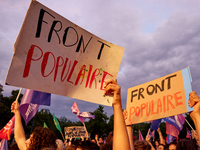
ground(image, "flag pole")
xmin=60 ymin=131 xmax=65 ymax=141
xmin=185 ymin=118 xmax=196 ymax=133
xmin=83 ymin=122 xmax=87 ymax=132
xmin=15 ymin=88 xmax=22 ymax=102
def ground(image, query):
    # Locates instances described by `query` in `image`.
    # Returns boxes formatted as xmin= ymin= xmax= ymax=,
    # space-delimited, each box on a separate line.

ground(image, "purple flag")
xmin=20 ymin=89 xmax=51 ymax=106
xmin=163 ymin=114 xmax=185 ymax=131
xmin=19 ymin=89 xmax=51 ymax=125
xmin=150 ymin=119 xmax=162 ymax=130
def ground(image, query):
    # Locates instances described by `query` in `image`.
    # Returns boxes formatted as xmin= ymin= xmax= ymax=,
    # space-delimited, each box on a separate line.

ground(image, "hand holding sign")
xmin=189 ymin=91 xmax=200 ymax=107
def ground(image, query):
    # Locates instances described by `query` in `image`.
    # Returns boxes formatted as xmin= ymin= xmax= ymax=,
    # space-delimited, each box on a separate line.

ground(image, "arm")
xmin=145 ymin=132 xmax=155 ymax=150
xmin=95 ymin=134 xmax=100 ymax=146
xmin=157 ymin=128 xmax=165 ymax=145
xmin=189 ymin=91 xmax=200 ymax=146
xmin=123 ymin=110 xmax=135 ymax=150
xmin=104 ymin=79 xmax=130 ymax=150
xmin=11 ymin=101 xmax=26 ymax=150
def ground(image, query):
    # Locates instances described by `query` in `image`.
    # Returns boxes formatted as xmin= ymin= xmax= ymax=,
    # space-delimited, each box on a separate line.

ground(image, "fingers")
xmin=189 ymin=91 xmax=200 ymax=107
xmin=104 ymin=79 xmax=120 ymax=95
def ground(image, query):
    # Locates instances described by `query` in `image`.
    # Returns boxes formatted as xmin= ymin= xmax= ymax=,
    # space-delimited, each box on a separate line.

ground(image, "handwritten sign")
xmin=126 ymin=67 xmax=192 ymax=125
xmin=64 ymin=126 xmax=87 ymax=139
xmin=5 ymin=1 xmax=124 ymax=106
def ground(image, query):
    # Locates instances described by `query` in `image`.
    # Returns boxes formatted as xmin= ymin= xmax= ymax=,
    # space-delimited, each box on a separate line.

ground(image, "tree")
xmin=85 ymin=105 xmax=109 ymax=139
xmin=0 ymin=89 xmax=23 ymax=129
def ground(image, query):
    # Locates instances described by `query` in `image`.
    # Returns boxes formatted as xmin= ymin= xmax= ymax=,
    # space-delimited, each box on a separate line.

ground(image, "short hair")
xmin=134 ymin=140 xmax=151 ymax=150
xmin=56 ymin=139 xmax=65 ymax=150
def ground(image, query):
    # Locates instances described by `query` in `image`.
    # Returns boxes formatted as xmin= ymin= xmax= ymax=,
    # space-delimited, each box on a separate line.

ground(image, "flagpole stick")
xmin=83 ymin=122 xmax=87 ymax=132
xmin=11 ymin=88 xmax=22 ymax=113
xmin=15 ymin=88 xmax=22 ymax=102
xmin=60 ymin=131 xmax=65 ymax=141
xmin=185 ymin=118 xmax=196 ymax=133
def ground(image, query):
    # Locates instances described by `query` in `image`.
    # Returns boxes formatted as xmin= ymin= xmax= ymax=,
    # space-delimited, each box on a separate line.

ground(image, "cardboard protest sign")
xmin=126 ymin=67 xmax=192 ymax=125
xmin=64 ymin=126 xmax=87 ymax=139
xmin=5 ymin=1 xmax=124 ymax=106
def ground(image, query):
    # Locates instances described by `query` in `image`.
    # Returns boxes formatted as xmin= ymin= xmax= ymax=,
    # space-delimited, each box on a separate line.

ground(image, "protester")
xmin=168 ymin=141 xmax=176 ymax=150
xmin=11 ymin=101 xmax=57 ymax=150
xmin=104 ymin=79 xmax=131 ymax=150
xmin=145 ymin=134 xmax=155 ymax=150
xmin=133 ymin=140 xmax=151 ymax=150
xmin=176 ymin=139 xmax=198 ymax=150
xmin=56 ymin=139 xmax=65 ymax=150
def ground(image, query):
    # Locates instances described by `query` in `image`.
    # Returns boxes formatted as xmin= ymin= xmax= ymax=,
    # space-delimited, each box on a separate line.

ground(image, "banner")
xmin=126 ymin=67 xmax=192 ymax=124
xmin=64 ymin=126 xmax=87 ymax=139
xmin=5 ymin=1 xmax=124 ymax=106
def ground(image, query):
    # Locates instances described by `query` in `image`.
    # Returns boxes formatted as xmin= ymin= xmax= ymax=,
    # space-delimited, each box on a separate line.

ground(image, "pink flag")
xmin=139 ymin=130 xmax=144 ymax=140
xmin=165 ymin=122 xmax=179 ymax=138
xmin=0 ymin=116 xmax=15 ymax=140
xmin=0 ymin=139 xmax=8 ymax=150
xmin=71 ymin=102 xmax=95 ymax=123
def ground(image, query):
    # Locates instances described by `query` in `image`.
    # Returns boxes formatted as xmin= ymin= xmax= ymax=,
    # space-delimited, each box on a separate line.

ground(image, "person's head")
xmin=168 ymin=141 xmax=177 ymax=150
xmin=157 ymin=144 xmax=166 ymax=150
xmin=100 ymin=142 xmax=112 ymax=150
xmin=99 ymin=137 xmax=104 ymax=144
xmin=154 ymin=139 xmax=160 ymax=147
xmin=76 ymin=140 xmax=99 ymax=150
xmin=134 ymin=140 xmax=151 ymax=150
xmin=56 ymin=139 xmax=65 ymax=150
xmin=176 ymin=139 xmax=198 ymax=150
xmin=65 ymin=145 xmax=76 ymax=150
xmin=25 ymin=127 xmax=57 ymax=150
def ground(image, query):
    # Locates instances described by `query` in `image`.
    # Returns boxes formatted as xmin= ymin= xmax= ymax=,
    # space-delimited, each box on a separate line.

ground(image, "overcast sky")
xmin=0 ymin=0 xmax=200 ymax=122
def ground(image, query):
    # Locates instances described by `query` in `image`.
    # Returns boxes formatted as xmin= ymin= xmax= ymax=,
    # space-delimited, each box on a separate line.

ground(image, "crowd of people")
xmin=7 ymin=79 xmax=200 ymax=150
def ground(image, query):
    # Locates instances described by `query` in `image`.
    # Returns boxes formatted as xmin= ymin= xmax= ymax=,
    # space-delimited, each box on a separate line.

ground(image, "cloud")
xmin=1 ymin=0 xmax=200 ymax=122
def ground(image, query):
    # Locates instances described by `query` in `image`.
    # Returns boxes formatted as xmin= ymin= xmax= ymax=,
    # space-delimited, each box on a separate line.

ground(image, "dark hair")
xmin=106 ymin=131 xmax=113 ymax=143
xmin=134 ymin=140 xmax=151 ymax=150
xmin=76 ymin=140 xmax=99 ymax=150
xmin=28 ymin=127 xmax=57 ymax=150
xmin=176 ymin=139 xmax=198 ymax=150
xmin=100 ymin=142 xmax=112 ymax=150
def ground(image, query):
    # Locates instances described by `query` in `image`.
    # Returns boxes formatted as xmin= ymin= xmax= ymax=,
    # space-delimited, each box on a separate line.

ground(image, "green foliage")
xmin=85 ymin=105 xmax=109 ymax=139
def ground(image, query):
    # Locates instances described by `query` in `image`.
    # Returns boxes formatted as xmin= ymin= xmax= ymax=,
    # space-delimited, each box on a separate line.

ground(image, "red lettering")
xmin=41 ymin=52 xmax=55 ymax=77
xmin=66 ymin=60 xmax=78 ymax=84
xmin=75 ymin=65 xmax=86 ymax=85
xmin=163 ymin=96 xmax=166 ymax=113
xmin=141 ymin=103 xmax=146 ymax=118
xmin=151 ymin=100 xmax=157 ymax=115
xmin=167 ymin=95 xmax=175 ymax=111
xmin=61 ymin=58 xmax=70 ymax=82
xmin=146 ymin=102 xmax=151 ymax=116
xmin=23 ymin=45 xmax=43 ymax=78
xmin=135 ymin=106 xmax=140 ymax=116
xmin=89 ymin=68 xmax=100 ymax=89
xmin=100 ymin=71 xmax=113 ymax=90
xmin=129 ymin=107 xmax=135 ymax=122
xmin=85 ymin=65 xmax=93 ymax=88
xmin=174 ymin=91 xmax=183 ymax=106
xmin=157 ymin=99 xmax=162 ymax=113
xmin=54 ymin=56 xmax=64 ymax=81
